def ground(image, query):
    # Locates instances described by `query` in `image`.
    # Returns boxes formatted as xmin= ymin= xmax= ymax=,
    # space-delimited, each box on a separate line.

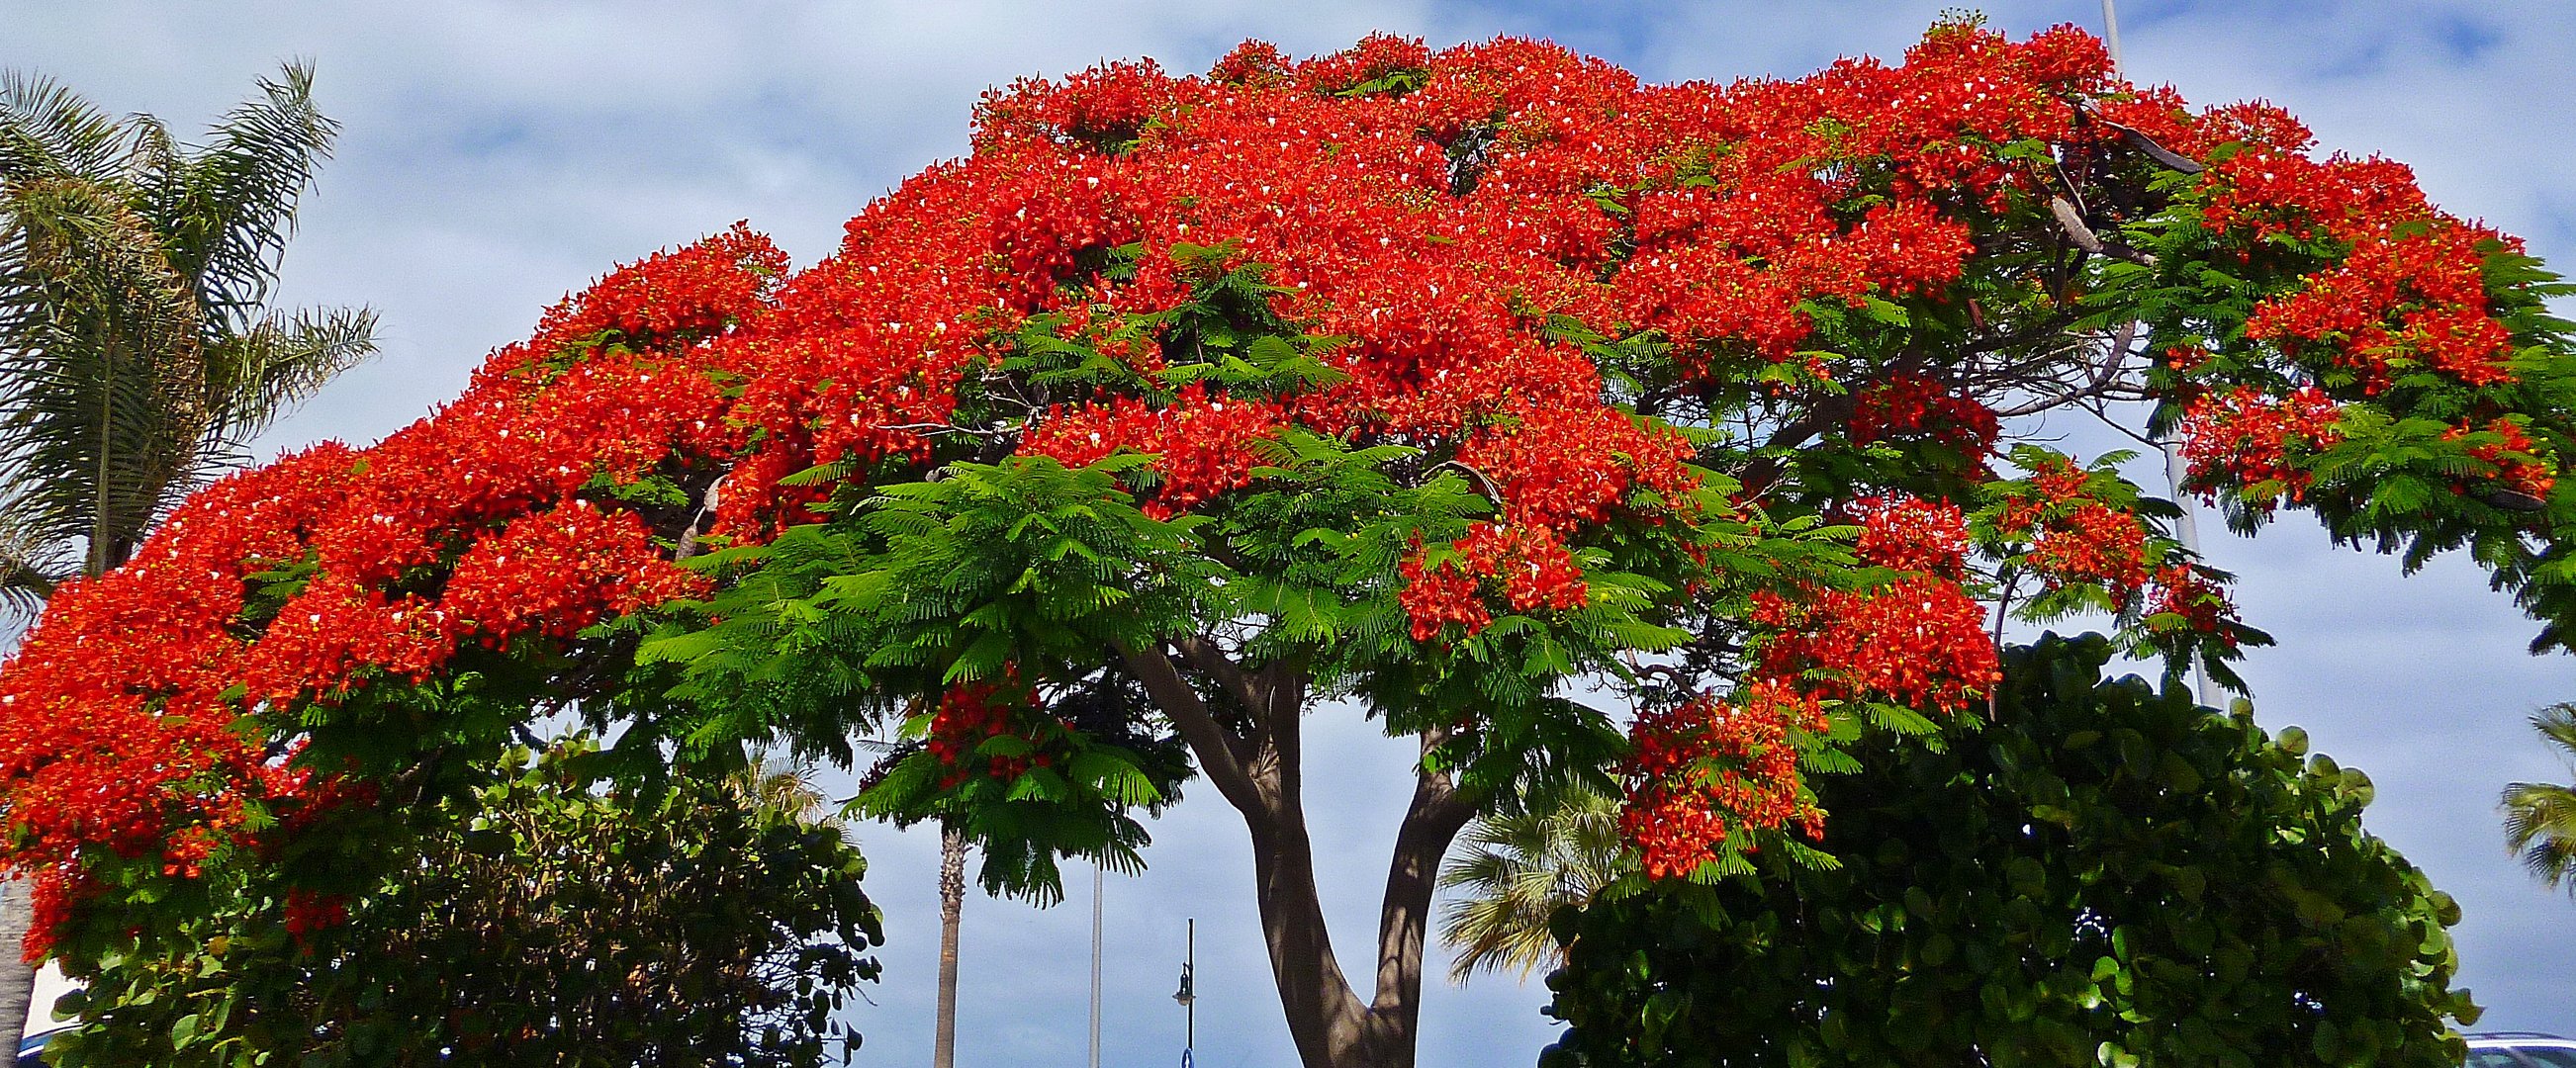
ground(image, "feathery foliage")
xmin=46 ymin=737 xmax=880 ymax=1067
xmin=1543 ymin=635 xmax=2476 ymax=1068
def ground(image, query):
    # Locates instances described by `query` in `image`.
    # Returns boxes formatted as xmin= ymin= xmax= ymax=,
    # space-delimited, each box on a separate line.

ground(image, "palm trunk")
xmin=933 ymin=820 xmax=966 ymax=1068
xmin=0 ymin=874 xmax=34 ymax=1048
xmin=1121 ymin=643 xmax=1476 ymax=1068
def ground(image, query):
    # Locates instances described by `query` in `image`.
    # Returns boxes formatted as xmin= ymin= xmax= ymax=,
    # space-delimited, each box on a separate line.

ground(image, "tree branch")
xmin=2049 ymin=196 xmax=2158 ymax=267
xmin=1989 ymin=322 xmax=2144 ymax=418
xmin=1174 ymin=634 xmax=1269 ymax=725
xmin=1369 ymin=728 xmax=1479 ymax=1018
xmin=1429 ymin=460 xmax=1506 ymax=505
xmin=2091 ymin=114 xmax=2207 ymax=175
xmin=1116 ymin=641 xmax=1270 ymax=823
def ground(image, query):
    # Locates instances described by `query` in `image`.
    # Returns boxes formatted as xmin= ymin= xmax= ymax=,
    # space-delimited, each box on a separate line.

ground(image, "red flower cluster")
xmin=1752 ymin=495 xmax=1995 ymax=724
xmin=1398 ymin=523 xmax=1588 ymax=641
xmin=1850 ymin=495 xmax=1971 ymax=577
xmin=1617 ymin=678 xmax=1826 ymax=879
xmin=923 ymin=681 xmax=1058 ymax=789
xmin=2147 ymin=563 xmax=2241 ymax=640
xmin=1753 ymin=576 xmax=1999 ymax=716
xmin=2445 ymin=418 xmax=2557 ymax=501
xmin=2027 ymin=505 xmax=2150 ymax=590
xmin=1022 ymin=384 xmax=1286 ymax=518
xmin=1995 ymin=458 xmax=2150 ymax=591
xmin=2088 ymin=95 xmax=2317 ymax=163
xmin=2179 ymin=386 xmax=2343 ymax=508
xmin=0 ymin=230 xmax=770 ymax=944
xmin=2207 ymin=145 xmax=2520 ymax=391
xmin=1990 ymin=454 xmax=2248 ymax=646
xmin=282 ymin=888 xmax=350 ymax=945
xmin=1847 ymin=373 xmax=2001 ymax=468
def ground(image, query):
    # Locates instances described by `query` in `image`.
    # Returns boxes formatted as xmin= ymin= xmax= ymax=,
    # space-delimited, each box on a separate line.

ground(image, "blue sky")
xmin=4 ymin=1 xmax=2574 ymax=1063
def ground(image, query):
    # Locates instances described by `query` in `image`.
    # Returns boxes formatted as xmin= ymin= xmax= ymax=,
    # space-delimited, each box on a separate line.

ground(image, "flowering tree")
xmin=1 ymin=20 xmax=2570 ymax=1067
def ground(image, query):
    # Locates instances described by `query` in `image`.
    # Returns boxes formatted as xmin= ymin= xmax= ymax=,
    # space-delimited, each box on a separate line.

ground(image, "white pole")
xmin=2104 ymin=0 xmax=2217 ymax=707
xmin=1089 ymin=863 xmax=1104 ymax=1068
xmin=2100 ymin=0 xmax=2126 ymax=72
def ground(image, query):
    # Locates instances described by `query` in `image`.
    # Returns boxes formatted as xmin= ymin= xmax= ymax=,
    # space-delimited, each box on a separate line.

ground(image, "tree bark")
xmin=933 ymin=821 xmax=966 ymax=1068
xmin=1239 ymin=682 xmax=1373 ymax=1068
xmin=1124 ymin=640 xmax=1477 ymax=1068
xmin=0 ymin=874 xmax=31 ymax=1048
xmin=1367 ymin=733 xmax=1477 ymax=1038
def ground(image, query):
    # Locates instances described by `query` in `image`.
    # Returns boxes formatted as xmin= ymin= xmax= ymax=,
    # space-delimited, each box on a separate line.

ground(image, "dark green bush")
xmin=1542 ymin=633 xmax=2476 ymax=1068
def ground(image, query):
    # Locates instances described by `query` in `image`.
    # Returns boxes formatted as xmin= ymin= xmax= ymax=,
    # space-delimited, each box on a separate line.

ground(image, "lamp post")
xmin=1172 ymin=918 xmax=1197 ymax=1068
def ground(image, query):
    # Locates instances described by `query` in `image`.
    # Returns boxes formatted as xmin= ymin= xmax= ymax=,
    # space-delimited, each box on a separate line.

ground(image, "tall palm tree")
xmin=858 ymin=724 xmax=973 ymax=1068
xmin=1435 ymin=785 xmax=1626 ymax=984
xmin=934 ymin=819 xmax=966 ymax=1068
xmin=0 ymin=62 xmax=375 ymax=1043
xmin=2505 ymin=704 xmax=2576 ymax=893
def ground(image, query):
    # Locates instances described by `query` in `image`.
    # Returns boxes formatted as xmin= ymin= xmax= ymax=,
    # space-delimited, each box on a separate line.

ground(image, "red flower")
xmin=1617 ymin=678 xmax=1828 ymax=879
xmin=2179 ymin=387 xmax=2342 ymax=508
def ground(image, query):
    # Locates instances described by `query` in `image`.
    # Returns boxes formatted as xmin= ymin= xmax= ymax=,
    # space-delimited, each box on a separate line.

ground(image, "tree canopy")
xmin=0 ymin=20 xmax=2568 ymax=1068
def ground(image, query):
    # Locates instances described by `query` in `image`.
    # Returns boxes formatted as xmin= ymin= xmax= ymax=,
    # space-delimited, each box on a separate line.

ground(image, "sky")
xmin=4 ymin=0 xmax=2575 ymax=1063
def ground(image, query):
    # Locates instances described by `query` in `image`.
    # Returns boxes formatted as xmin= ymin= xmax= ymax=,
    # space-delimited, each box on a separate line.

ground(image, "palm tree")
xmin=734 ymin=748 xmax=833 ymax=825
xmin=2505 ymin=704 xmax=2576 ymax=893
xmin=0 ymin=62 xmax=375 ymax=1043
xmin=1435 ymin=786 xmax=1626 ymax=983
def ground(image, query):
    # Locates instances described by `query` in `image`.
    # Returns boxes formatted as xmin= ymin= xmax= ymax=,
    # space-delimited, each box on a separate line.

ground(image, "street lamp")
xmin=2099 ymin=0 xmax=2216 ymax=708
xmin=1173 ymin=917 xmax=1197 ymax=1067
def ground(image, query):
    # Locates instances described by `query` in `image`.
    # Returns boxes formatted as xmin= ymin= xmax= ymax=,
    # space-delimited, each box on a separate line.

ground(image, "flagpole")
xmin=1089 ymin=863 xmax=1103 ymax=1068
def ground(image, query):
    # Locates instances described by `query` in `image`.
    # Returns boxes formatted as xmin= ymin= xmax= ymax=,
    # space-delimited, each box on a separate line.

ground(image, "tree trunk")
xmin=1242 ymin=703 xmax=1371 ymax=1067
xmin=1240 ymin=724 xmax=1475 ymax=1068
xmin=1121 ymin=643 xmax=1476 ymax=1068
xmin=933 ymin=821 xmax=966 ymax=1068
xmin=0 ymin=873 xmax=35 ymax=1049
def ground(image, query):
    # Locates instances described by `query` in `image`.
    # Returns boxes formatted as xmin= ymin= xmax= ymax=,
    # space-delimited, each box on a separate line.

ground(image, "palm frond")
xmin=0 ymin=70 xmax=128 ymax=183
xmin=2502 ymin=705 xmax=2576 ymax=895
xmin=0 ymin=65 xmax=364 ymax=578
xmin=0 ymin=504 xmax=71 ymax=625
xmin=201 ymin=304 xmax=376 ymax=443
xmin=2531 ymin=703 xmax=2576 ymax=764
xmin=117 ymin=112 xmax=180 ymax=229
xmin=1436 ymin=786 xmax=1626 ymax=983
xmin=736 ymin=750 xmax=844 ymax=833
xmin=155 ymin=60 xmax=337 ymax=332
xmin=0 ymin=174 xmax=204 ymax=571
